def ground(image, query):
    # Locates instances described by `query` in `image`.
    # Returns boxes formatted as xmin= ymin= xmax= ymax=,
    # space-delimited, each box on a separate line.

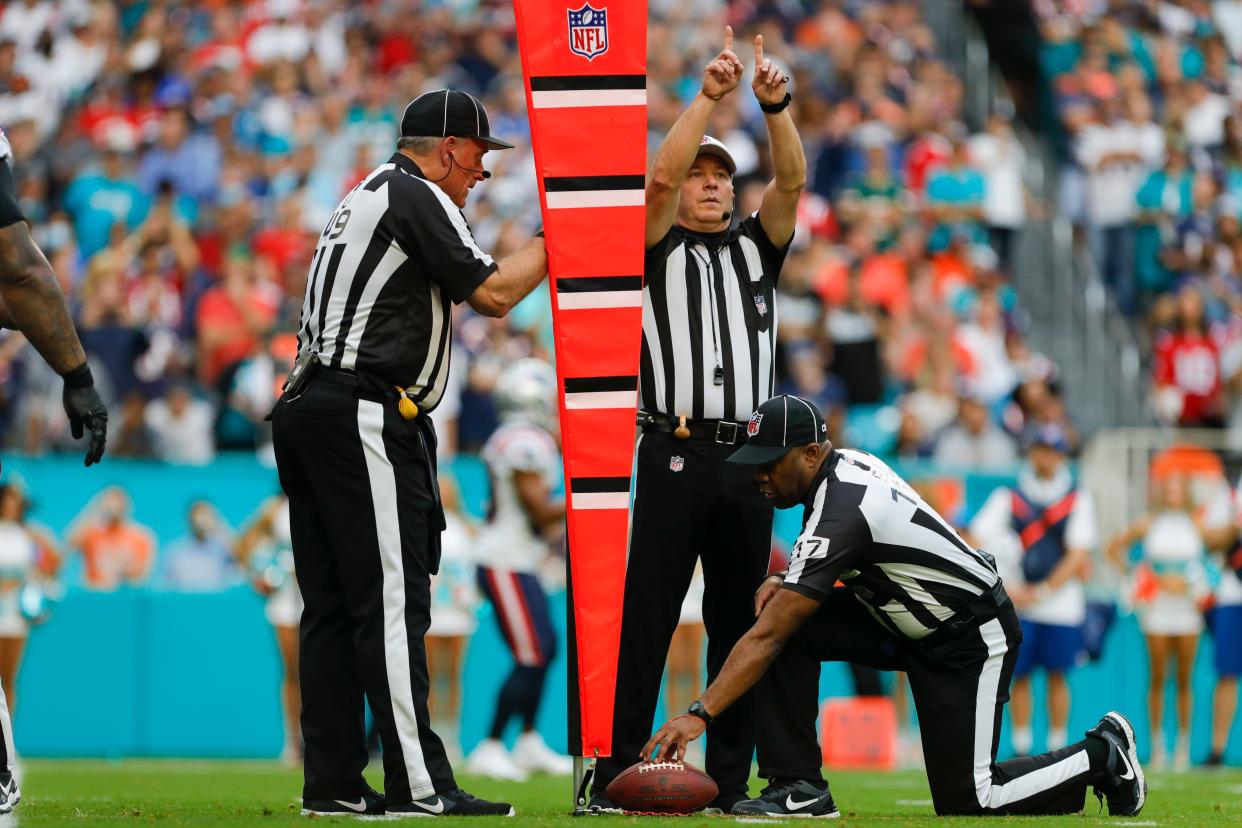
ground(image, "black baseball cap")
xmin=727 ymin=395 xmax=829 ymax=466
xmin=400 ymin=89 xmax=514 ymax=150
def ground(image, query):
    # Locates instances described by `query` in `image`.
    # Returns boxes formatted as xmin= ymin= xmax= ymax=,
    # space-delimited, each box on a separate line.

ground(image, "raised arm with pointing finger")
xmin=751 ymin=34 xmax=807 ymax=248
xmin=644 ymin=26 xmax=744 ymax=248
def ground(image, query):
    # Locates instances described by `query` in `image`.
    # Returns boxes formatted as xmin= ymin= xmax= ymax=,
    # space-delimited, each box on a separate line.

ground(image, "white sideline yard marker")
xmin=1109 ymin=821 xmax=1157 ymax=826
xmin=895 ymin=799 xmax=933 ymax=806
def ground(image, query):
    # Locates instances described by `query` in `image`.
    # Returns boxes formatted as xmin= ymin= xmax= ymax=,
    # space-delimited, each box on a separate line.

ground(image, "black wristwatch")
xmin=687 ymin=700 xmax=713 ymax=726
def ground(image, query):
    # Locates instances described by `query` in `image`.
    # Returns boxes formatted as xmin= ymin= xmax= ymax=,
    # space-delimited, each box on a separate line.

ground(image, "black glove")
xmin=61 ymin=364 xmax=108 ymax=466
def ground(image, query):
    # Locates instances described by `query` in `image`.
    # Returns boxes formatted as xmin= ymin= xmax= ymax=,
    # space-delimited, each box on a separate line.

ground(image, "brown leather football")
xmin=604 ymin=759 xmax=718 ymax=814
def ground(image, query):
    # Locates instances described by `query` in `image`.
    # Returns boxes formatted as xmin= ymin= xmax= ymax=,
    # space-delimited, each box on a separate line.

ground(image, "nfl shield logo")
xmin=754 ymin=293 xmax=768 ymax=316
xmin=567 ymin=4 xmax=609 ymax=61
xmin=670 ymin=455 xmax=684 ymax=472
xmin=747 ymin=412 xmax=763 ymax=437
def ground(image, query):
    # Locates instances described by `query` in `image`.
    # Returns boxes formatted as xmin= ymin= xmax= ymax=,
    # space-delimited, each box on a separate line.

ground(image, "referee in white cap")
xmin=590 ymin=27 xmax=807 ymax=813
xmin=273 ymin=88 xmax=547 ymax=818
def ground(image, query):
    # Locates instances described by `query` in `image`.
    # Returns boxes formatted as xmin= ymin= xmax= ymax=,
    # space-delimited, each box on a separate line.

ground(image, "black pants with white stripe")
xmin=756 ymin=588 xmax=1104 ymax=815
xmin=594 ymin=429 xmax=772 ymax=800
xmin=272 ymin=373 xmax=453 ymax=804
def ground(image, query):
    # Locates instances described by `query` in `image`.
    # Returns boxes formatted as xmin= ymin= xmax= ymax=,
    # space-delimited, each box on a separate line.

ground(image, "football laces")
xmin=639 ymin=760 xmax=685 ymax=773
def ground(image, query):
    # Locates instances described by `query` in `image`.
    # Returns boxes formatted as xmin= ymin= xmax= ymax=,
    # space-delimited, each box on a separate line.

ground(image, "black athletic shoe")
xmin=301 ymin=782 xmax=386 ymax=817
xmin=731 ymin=779 xmax=840 ymax=818
xmin=388 ymin=787 xmax=515 ymax=817
xmin=1086 ymin=711 xmax=1146 ymax=817
xmin=586 ymin=792 xmax=623 ymax=814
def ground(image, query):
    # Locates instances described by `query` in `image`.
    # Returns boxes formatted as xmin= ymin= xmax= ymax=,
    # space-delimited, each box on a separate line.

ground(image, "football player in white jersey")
xmin=465 ymin=359 xmax=573 ymax=780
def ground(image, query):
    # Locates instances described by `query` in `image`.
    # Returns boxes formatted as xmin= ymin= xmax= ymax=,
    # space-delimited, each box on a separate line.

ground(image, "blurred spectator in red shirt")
xmin=196 ymin=253 xmax=278 ymax=388
xmin=1154 ymin=286 xmax=1224 ymax=427
xmin=252 ymin=196 xmax=314 ymax=287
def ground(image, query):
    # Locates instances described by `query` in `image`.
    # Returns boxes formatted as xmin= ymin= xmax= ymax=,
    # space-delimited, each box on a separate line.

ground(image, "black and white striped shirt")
xmin=641 ymin=215 xmax=789 ymax=421
xmin=784 ymin=449 xmax=1001 ymax=641
xmin=296 ymin=153 xmax=496 ymax=412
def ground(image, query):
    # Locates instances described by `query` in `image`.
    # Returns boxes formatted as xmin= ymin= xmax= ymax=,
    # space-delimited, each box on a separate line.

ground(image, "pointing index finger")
xmin=754 ymin=33 xmax=764 ymax=64
xmin=724 ymin=25 xmax=733 ymax=53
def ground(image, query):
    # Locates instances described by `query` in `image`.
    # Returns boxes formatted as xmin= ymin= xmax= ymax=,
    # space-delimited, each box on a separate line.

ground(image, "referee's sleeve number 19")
xmin=324 ymin=207 xmax=352 ymax=241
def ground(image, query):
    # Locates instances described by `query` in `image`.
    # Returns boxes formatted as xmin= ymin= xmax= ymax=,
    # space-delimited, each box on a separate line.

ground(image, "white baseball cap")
xmin=696 ymin=135 xmax=736 ymax=175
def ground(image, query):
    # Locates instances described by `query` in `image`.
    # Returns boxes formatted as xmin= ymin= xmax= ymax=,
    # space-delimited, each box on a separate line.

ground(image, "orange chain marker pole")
xmin=512 ymin=0 xmax=646 ymax=774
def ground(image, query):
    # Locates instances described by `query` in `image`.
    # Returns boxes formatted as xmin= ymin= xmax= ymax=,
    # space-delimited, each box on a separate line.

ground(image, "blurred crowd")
xmin=1037 ymin=0 xmax=1242 ymax=429
xmin=0 ymin=0 xmax=1078 ymax=470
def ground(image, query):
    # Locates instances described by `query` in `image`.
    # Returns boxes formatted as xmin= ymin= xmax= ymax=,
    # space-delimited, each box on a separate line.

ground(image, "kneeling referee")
xmin=645 ymin=395 xmax=1147 ymax=819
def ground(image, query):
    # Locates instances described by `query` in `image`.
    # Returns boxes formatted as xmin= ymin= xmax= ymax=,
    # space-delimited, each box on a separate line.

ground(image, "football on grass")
xmin=605 ymin=760 xmax=718 ymax=814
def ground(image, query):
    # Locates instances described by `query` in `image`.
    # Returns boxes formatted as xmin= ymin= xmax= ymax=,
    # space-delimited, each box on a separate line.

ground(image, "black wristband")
xmin=687 ymin=700 xmax=713 ymax=726
xmin=760 ymin=92 xmax=792 ymax=114
xmin=61 ymin=363 xmax=94 ymax=389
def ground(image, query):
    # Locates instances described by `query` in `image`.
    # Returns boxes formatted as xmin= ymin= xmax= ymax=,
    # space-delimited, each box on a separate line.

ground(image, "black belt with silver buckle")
xmin=637 ymin=411 xmax=746 ymax=446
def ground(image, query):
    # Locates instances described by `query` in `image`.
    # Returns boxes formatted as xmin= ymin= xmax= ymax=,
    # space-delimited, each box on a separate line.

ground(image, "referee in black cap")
xmin=644 ymin=395 xmax=1147 ymax=819
xmin=273 ymin=88 xmax=547 ymax=818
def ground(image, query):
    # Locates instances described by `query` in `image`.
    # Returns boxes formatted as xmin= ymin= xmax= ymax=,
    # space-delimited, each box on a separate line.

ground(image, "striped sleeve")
xmin=391 ymin=177 xmax=498 ymax=304
xmin=738 ymin=213 xmax=792 ymax=287
xmin=644 ymin=226 xmax=678 ymax=265
xmin=783 ymin=481 xmax=868 ymax=599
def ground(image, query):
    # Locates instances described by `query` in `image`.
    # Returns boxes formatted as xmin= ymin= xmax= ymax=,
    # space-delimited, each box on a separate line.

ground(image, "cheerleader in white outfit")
xmin=1108 ymin=473 xmax=1215 ymax=770
xmin=236 ymin=494 xmax=302 ymax=764
xmin=0 ymin=485 xmax=55 ymax=720
xmin=0 ymin=483 xmax=58 ymax=792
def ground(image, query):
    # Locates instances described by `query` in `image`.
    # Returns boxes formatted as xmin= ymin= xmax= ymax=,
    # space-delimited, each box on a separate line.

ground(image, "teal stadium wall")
xmin=3 ymin=455 xmax=1239 ymax=763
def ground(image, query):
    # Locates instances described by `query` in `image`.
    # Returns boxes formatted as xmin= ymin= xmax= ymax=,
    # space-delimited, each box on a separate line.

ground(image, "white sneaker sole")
xmin=1104 ymin=711 xmax=1146 ymax=816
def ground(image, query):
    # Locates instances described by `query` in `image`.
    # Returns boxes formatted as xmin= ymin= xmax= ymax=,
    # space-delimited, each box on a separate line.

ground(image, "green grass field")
xmin=7 ymin=760 xmax=1242 ymax=826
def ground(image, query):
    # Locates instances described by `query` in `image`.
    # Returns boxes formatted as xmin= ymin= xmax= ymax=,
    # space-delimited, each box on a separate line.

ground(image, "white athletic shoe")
xmin=0 ymin=776 xmax=20 ymax=814
xmin=512 ymin=731 xmax=573 ymax=776
xmin=466 ymin=739 xmax=528 ymax=781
